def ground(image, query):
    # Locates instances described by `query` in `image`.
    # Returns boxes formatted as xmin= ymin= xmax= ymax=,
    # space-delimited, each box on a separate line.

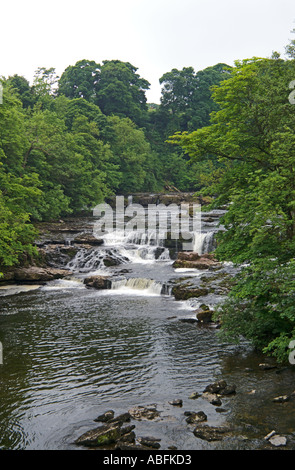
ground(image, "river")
xmin=0 ymin=202 xmax=294 ymax=450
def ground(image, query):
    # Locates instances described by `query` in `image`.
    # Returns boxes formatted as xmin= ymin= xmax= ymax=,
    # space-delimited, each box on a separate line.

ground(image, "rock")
xmin=83 ymin=275 xmax=111 ymax=289
xmin=169 ymin=399 xmax=183 ymax=407
xmin=173 ymin=252 xmax=221 ymax=270
xmin=110 ymin=413 xmax=132 ymax=425
xmin=119 ymin=431 xmax=136 ymax=444
xmin=193 ymin=424 xmax=232 ymax=441
xmin=172 ymin=286 xmax=209 ymax=301
xmin=203 ymin=380 xmax=227 ymax=394
xmin=272 ymin=395 xmax=290 ymax=403
xmin=269 ymin=435 xmax=287 ymax=447
xmin=128 ymin=406 xmax=160 ymax=420
xmin=210 ymin=397 xmax=222 ymax=406
xmin=94 ymin=410 xmax=115 ymax=422
xmin=177 ymin=252 xmax=202 ymax=261
xmin=137 ymin=436 xmax=161 ymax=449
xmin=189 ymin=392 xmax=201 ymax=399
xmin=75 ymin=423 xmax=122 ymax=447
xmin=13 ymin=266 xmax=71 ymax=282
xmin=259 ymin=363 xmax=277 ymax=370
xmin=195 ymin=307 xmax=214 ymax=323
xmin=185 ymin=411 xmax=207 ymax=424
xmin=73 ymin=233 xmax=104 ymax=245
xmin=103 ymin=256 xmax=122 ymax=267
xmin=220 ymin=385 xmax=236 ymax=396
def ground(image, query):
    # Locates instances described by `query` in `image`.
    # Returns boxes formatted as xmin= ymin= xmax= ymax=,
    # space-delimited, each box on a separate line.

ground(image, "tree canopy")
xmin=170 ymin=54 xmax=295 ymax=362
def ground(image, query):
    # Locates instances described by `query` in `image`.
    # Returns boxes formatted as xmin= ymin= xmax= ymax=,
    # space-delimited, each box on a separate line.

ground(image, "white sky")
xmin=1 ymin=0 xmax=295 ymax=103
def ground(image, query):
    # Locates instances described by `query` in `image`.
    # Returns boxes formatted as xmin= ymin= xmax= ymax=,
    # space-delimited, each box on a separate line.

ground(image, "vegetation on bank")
xmin=169 ymin=35 xmax=295 ymax=363
xmin=1 ymin=32 xmax=295 ymax=361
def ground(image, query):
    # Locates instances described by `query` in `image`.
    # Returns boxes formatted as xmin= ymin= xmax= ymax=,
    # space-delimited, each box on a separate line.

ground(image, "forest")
xmin=1 ymin=32 xmax=295 ymax=362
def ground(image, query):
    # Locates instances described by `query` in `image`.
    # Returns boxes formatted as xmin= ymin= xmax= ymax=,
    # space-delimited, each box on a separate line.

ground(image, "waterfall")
xmin=111 ymin=277 xmax=163 ymax=295
xmin=192 ymin=231 xmax=215 ymax=255
xmin=66 ymin=247 xmax=128 ymax=273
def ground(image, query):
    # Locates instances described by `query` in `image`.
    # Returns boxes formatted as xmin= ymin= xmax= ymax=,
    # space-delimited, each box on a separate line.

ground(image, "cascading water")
xmin=110 ymin=277 xmax=163 ymax=295
xmin=64 ymin=204 xmax=225 ymax=296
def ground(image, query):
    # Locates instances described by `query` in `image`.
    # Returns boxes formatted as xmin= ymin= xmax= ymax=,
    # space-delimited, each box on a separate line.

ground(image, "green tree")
xmin=96 ymin=60 xmax=150 ymax=127
xmin=170 ymin=56 xmax=295 ymax=362
xmin=107 ymin=115 xmax=155 ymax=193
xmin=58 ymin=59 xmax=101 ymax=101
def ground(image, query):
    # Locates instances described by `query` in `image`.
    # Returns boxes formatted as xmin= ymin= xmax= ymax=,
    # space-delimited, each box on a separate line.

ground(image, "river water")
xmin=0 ymin=205 xmax=295 ymax=450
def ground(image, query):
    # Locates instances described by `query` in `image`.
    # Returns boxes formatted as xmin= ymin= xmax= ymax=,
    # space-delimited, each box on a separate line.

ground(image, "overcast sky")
xmin=1 ymin=0 xmax=295 ymax=103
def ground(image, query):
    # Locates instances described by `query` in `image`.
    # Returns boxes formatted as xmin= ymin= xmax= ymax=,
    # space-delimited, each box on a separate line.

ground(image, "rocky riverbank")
xmin=73 ymin=378 xmax=295 ymax=450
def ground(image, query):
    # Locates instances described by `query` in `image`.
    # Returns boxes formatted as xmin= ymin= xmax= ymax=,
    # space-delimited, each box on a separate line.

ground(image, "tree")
xmin=158 ymin=63 xmax=231 ymax=135
xmin=58 ymin=59 xmax=101 ymax=101
xmin=96 ymin=60 xmax=150 ymax=127
xmin=107 ymin=115 xmax=155 ymax=193
xmin=7 ymin=74 xmax=35 ymax=108
xmin=170 ymin=56 xmax=295 ymax=362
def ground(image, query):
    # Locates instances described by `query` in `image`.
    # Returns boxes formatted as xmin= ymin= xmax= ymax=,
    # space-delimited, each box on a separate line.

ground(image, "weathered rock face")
xmin=83 ymin=275 xmax=111 ymax=289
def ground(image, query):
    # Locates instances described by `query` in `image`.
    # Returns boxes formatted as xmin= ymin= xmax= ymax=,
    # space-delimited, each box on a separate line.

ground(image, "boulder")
xmin=12 ymin=266 xmax=71 ymax=282
xmin=75 ymin=423 xmax=122 ymax=447
xmin=83 ymin=275 xmax=111 ymax=289
xmin=172 ymin=286 xmax=209 ymax=301
xmin=173 ymin=252 xmax=221 ymax=270
xmin=195 ymin=307 xmax=214 ymax=323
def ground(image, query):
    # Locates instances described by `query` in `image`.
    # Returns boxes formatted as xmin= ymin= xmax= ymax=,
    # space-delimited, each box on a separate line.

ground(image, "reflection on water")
xmin=1 ymin=282 xmax=295 ymax=450
xmin=1 ymin=210 xmax=295 ymax=450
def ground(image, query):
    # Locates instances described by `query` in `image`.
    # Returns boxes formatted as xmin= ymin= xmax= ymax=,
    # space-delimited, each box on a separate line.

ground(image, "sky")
xmin=1 ymin=0 xmax=295 ymax=103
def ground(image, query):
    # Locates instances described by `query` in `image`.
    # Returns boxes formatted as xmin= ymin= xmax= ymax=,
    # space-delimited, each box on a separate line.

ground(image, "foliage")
xmin=170 ymin=55 xmax=295 ymax=362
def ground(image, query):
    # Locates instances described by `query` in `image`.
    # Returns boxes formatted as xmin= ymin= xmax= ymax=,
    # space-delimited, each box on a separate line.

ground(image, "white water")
xmin=64 ymin=208 xmax=223 ymax=297
xmin=111 ymin=277 xmax=163 ymax=296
